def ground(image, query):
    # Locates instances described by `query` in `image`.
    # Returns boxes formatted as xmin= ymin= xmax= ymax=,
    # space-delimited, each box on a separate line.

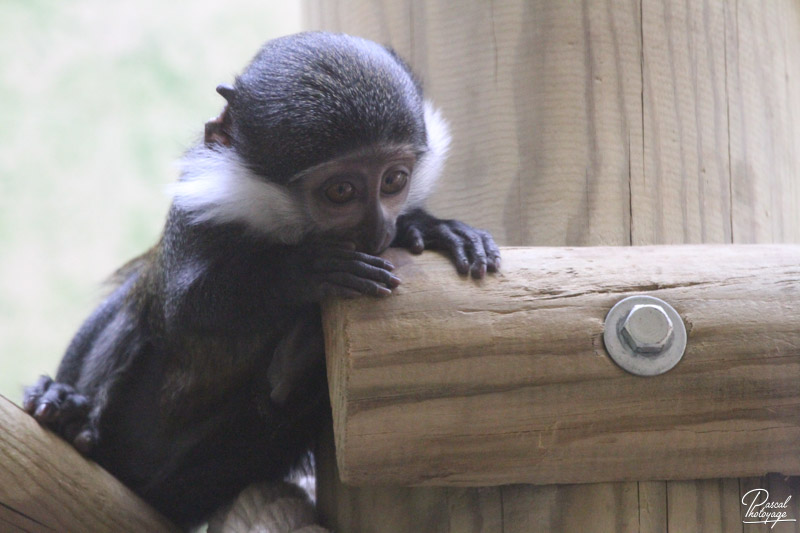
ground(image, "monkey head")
xmin=175 ymin=31 xmax=450 ymax=254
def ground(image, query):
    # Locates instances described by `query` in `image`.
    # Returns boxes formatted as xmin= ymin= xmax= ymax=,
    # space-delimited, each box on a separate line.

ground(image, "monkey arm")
xmin=393 ymin=207 xmax=501 ymax=278
xmin=266 ymin=305 xmax=324 ymax=405
xmin=160 ymin=219 xmax=402 ymax=337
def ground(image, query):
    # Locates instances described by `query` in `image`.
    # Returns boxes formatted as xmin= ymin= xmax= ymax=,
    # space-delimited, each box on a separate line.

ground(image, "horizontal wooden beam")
xmin=322 ymin=245 xmax=800 ymax=486
xmin=0 ymin=395 xmax=177 ymax=532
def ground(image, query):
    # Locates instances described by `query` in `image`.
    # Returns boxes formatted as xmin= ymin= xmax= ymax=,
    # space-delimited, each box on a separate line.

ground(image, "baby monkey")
xmin=24 ymin=31 xmax=500 ymax=528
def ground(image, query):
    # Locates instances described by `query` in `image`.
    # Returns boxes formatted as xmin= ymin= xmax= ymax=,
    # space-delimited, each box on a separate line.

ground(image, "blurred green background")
xmin=0 ymin=1 xmax=301 ymax=402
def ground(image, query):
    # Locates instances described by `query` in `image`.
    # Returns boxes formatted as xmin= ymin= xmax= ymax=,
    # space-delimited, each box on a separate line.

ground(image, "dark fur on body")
xmin=41 ymin=210 xmax=329 ymax=525
xmin=24 ymin=32 xmax=500 ymax=528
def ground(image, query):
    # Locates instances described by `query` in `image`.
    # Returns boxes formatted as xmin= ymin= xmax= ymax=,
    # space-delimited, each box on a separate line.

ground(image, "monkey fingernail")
xmin=388 ymin=275 xmax=401 ymax=287
xmin=74 ymin=431 xmax=95 ymax=454
xmin=377 ymin=286 xmax=393 ymax=297
xmin=35 ymin=403 xmax=54 ymax=420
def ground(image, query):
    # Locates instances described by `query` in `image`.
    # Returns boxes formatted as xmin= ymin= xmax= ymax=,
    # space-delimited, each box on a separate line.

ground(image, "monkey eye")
xmin=381 ymin=170 xmax=409 ymax=195
xmin=325 ymin=181 xmax=356 ymax=204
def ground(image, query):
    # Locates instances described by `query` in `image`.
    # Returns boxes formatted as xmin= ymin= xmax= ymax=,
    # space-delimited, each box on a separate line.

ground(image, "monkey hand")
xmin=394 ymin=208 xmax=501 ymax=278
xmin=282 ymin=242 xmax=402 ymax=301
xmin=23 ymin=375 xmax=98 ymax=454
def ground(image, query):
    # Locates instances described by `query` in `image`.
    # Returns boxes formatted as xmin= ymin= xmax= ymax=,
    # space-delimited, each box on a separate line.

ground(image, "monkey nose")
xmin=363 ymin=231 xmax=393 ymax=256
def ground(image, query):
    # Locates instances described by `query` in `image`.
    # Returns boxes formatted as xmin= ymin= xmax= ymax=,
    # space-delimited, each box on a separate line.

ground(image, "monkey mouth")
xmin=376 ymin=231 xmax=395 ymax=255
xmin=359 ymin=231 xmax=394 ymax=256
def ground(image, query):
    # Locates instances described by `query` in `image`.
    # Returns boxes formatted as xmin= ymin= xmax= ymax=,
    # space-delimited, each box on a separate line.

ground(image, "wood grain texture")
xmin=417 ymin=0 xmax=642 ymax=247
xmin=500 ymin=482 xmax=641 ymax=533
xmin=0 ymin=395 xmax=176 ymax=532
xmin=727 ymin=0 xmax=800 ymax=245
xmin=323 ymin=245 xmax=800 ymax=487
xmin=304 ymin=0 xmax=800 ymax=530
xmin=638 ymin=481 xmax=667 ymax=532
xmin=666 ymin=478 xmax=740 ymax=533
xmin=637 ymin=0 xmax=731 ymax=244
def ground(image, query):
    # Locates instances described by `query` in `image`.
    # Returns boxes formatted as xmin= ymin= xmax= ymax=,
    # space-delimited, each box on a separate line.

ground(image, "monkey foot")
xmin=23 ymin=375 xmax=97 ymax=454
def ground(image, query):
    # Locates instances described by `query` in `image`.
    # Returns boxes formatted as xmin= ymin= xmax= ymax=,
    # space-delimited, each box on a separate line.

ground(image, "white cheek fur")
xmin=405 ymin=100 xmax=451 ymax=211
xmin=168 ymin=99 xmax=450 ymax=238
xmin=168 ymin=147 xmax=313 ymax=244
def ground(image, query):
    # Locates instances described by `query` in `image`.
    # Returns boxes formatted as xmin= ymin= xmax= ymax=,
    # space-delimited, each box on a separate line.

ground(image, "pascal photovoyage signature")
xmin=741 ymin=488 xmax=796 ymax=528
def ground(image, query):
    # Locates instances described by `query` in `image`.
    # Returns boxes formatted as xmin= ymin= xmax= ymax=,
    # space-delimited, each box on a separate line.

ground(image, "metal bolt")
xmin=603 ymin=295 xmax=687 ymax=376
xmin=620 ymin=304 xmax=674 ymax=354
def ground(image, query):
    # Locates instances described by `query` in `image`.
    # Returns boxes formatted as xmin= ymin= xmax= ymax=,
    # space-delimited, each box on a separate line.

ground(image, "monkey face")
xmin=292 ymin=144 xmax=417 ymax=255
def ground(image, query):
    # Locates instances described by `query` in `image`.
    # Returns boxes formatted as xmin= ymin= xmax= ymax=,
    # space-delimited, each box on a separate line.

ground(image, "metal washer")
xmin=603 ymin=295 xmax=687 ymax=376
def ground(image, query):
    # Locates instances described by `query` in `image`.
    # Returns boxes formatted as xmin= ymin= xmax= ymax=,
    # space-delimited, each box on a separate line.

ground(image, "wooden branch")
xmin=322 ymin=245 xmax=800 ymax=486
xmin=0 ymin=395 xmax=177 ymax=532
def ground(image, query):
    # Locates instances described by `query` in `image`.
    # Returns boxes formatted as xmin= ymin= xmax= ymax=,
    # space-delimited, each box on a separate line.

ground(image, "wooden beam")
xmin=322 ymin=245 xmax=800 ymax=487
xmin=0 ymin=395 xmax=177 ymax=532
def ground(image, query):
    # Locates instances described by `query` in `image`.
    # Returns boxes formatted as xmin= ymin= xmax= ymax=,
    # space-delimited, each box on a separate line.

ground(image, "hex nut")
xmin=620 ymin=304 xmax=674 ymax=354
xmin=603 ymin=295 xmax=687 ymax=376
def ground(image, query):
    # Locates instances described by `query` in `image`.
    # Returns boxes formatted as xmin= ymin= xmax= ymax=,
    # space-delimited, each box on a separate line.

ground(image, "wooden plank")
xmin=303 ymin=0 xmax=413 ymax=60
xmin=727 ymin=0 xmax=800 ymax=244
xmin=638 ymin=1 xmax=736 ymax=526
xmin=306 ymin=0 xmax=642 ymax=247
xmin=636 ymin=0 xmax=731 ymax=244
xmin=0 ymin=395 xmax=176 ymax=533
xmin=409 ymin=2 xmax=646 ymax=528
xmin=306 ymin=0 xmax=645 ymax=529
xmin=305 ymin=0 xmax=800 ymax=530
xmin=316 ymin=427 xmax=451 ymax=533
xmin=638 ymin=481 xmax=668 ymax=533
xmin=666 ymin=479 xmax=740 ymax=532
xmin=322 ymin=245 xmax=800 ymax=487
xmin=726 ymin=2 xmax=800 ymax=530
xmin=413 ymin=0 xmax=642 ymax=247
xmin=501 ymin=483 xmax=640 ymax=533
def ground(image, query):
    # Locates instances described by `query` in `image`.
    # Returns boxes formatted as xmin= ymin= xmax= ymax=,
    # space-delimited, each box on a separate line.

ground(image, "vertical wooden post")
xmin=304 ymin=1 xmax=800 ymax=530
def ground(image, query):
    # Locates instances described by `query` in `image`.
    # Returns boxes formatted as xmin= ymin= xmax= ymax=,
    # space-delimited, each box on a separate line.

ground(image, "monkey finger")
xmin=55 ymin=392 xmax=91 ymax=424
xmin=471 ymin=261 xmax=487 ymax=279
xmin=482 ymin=232 xmax=501 ymax=271
xmin=63 ymin=419 xmax=94 ymax=448
xmin=406 ymin=226 xmax=425 ymax=254
xmin=324 ymin=272 xmax=394 ymax=297
xmin=455 ymin=227 xmax=488 ymax=279
xmin=73 ymin=426 xmax=98 ymax=455
xmin=315 ymin=250 xmax=395 ymax=273
xmin=343 ymin=250 xmax=396 ymax=271
xmin=33 ymin=382 xmax=73 ymax=423
xmin=22 ymin=375 xmax=54 ymax=414
xmin=32 ymin=382 xmax=90 ymax=430
xmin=320 ymin=258 xmax=400 ymax=287
xmin=434 ymin=224 xmax=470 ymax=275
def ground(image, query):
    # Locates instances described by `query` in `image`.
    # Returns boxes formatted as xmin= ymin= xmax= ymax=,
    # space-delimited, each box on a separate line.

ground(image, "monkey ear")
xmin=216 ymin=84 xmax=236 ymax=103
xmin=205 ymin=105 xmax=232 ymax=147
xmin=205 ymin=84 xmax=236 ymax=146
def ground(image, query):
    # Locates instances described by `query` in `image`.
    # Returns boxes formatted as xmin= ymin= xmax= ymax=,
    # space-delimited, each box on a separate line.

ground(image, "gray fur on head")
xmin=170 ymin=32 xmax=451 ymax=240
